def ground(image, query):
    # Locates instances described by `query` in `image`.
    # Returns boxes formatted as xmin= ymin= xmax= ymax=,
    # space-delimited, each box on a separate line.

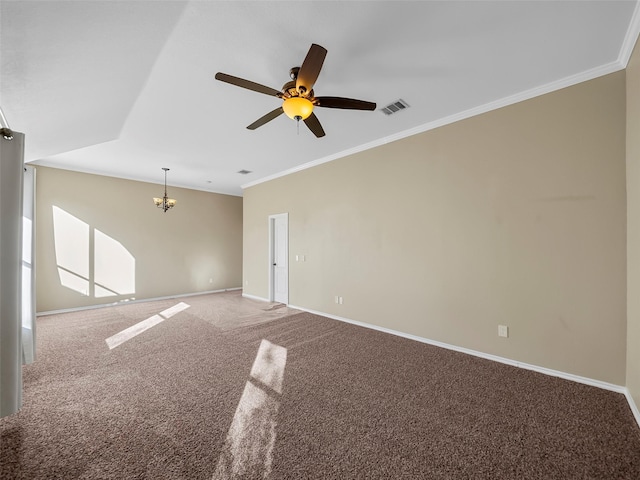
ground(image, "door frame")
xmin=268 ymin=213 xmax=289 ymax=304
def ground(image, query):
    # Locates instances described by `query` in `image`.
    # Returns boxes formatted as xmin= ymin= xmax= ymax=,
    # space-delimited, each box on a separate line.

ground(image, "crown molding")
xmin=619 ymin=0 xmax=640 ymax=67
xmin=243 ymin=60 xmax=625 ymax=191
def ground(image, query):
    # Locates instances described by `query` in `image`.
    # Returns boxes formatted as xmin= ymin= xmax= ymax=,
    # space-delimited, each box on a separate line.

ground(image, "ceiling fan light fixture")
xmin=215 ymin=43 xmax=375 ymax=137
xmin=282 ymin=97 xmax=313 ymax=121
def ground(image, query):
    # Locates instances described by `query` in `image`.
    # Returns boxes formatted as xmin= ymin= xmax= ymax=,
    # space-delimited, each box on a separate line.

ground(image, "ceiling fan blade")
xmin=303 ymin=112 xmax=325 ymax=138
xmin=246 ymin=107 xmax=284 ymax=130
xmin=296 ymin=44 xmax=327 ymax=96
xmin=314 ymin=96 xmax=377 ymax=111
xmin=215 ymin=72 xmax=282 ymax=97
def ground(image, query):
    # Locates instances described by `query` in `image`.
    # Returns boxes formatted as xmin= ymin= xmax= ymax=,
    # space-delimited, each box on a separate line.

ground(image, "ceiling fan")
xmin=215 ymin=44 xmax=376 ymax=138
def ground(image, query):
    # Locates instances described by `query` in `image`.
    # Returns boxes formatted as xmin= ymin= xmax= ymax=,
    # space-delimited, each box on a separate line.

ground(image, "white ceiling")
xmin=2 ymin=1 xmax=639 ymax=196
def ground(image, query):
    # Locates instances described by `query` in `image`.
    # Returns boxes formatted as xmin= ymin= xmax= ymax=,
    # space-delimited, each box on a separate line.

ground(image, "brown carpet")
xmin=1 ymin=290 xmax=639 ymax=479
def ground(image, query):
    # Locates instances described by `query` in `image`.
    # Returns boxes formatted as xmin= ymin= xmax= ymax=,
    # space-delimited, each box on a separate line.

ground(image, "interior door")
xmin=270 ymin=214 xmax=288 ymax=304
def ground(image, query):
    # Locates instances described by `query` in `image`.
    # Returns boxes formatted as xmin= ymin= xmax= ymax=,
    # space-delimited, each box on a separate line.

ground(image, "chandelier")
xmin=153 ymin=168 xmax=177 ymax=212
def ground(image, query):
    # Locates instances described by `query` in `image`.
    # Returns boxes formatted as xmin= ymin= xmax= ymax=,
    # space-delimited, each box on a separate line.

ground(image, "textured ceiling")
xmin=1 ymin=1 xmax=639 ymax=196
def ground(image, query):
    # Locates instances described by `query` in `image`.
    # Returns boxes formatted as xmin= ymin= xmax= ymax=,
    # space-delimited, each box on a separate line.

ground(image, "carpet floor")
xmin=1 ymin=290 xmax=639 ymax=479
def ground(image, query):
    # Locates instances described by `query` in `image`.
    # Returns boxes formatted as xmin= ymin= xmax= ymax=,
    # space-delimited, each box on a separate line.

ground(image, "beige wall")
xmin=244 ymin=71 xmax=627 ymax=385
xmin=627 ymin=37 xmax=640 ymax=410
xmin=36 ymin=167 xmax=242 ymax=312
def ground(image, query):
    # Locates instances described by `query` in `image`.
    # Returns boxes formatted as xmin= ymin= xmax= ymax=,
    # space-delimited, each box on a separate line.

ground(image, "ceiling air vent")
xmin=380 ymin=99 xmax=410 ymax=116
xmin=237 ymin=169 xmax=252 ymax=175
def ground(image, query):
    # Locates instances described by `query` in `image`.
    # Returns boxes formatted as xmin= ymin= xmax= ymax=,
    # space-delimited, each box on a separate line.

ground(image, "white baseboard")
xmin=241 ymin=292 xmax=270 ymax=303
xmin=36 ymin=287 xmax=243 ymax=316
xmin=288 ymin=304 xmax=631 ymax=400
xmin=624 ymin=389 xmax=640 ymax=428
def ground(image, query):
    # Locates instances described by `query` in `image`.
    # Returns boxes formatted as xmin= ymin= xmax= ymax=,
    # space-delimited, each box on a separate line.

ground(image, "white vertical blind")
xmin=22 ymin=165 xmax=36 ymax=365
xmin=0 ymin=131 xmax=24 ymax=417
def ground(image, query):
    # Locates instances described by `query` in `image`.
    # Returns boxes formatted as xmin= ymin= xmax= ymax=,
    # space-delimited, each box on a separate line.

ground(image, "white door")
xmin=270 ymin=214 xmax=288 ymax=304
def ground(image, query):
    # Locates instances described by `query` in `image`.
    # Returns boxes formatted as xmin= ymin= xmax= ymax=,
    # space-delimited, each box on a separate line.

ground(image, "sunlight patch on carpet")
xmin=213 ymin=339 xmax=287 ymax=479
xmin=105 ymin=302 xmax=190 ymax=349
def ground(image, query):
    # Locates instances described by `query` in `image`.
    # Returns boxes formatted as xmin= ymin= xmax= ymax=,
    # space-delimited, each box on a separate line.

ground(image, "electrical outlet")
xmin=498 ymin=325 xmax=509 ymax=338
xmin=339 ymin=296 xmax=343 ymax=305
xmin=335 ymin=295 xmax=339 ymax=304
